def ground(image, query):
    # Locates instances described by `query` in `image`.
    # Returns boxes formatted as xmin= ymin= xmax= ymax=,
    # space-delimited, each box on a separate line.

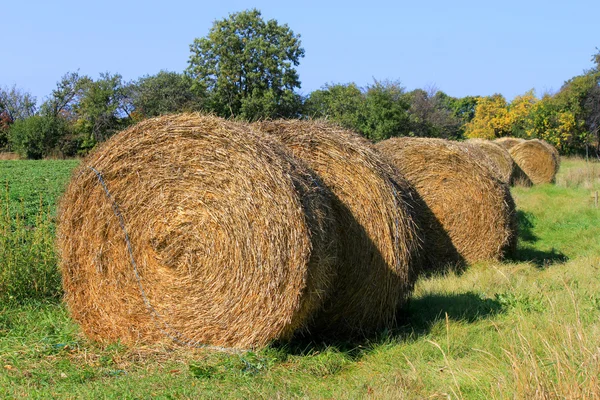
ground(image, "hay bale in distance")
xmin=509 ymin=139 xmax=559 ymax=185
xmin=465 ymin=139 xmax=515 ymax=184
xmin=252 ymin=120 xmax=421 ymax=335
xmin=539 ymin=139 xmax=561 ymax=171
xmin=376 ymin=137 xmax=517 ymax=270
xmin=58 ymin=114 xmax=338 ymax=349
xmin=494 ymin=137 xmax=525 ymax=150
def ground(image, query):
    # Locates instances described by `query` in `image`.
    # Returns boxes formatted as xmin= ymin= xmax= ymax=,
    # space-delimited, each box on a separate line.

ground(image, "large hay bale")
xmin=494 ymin=137 xmax=525 ymax=150
xmin=376 ymin=137 xmax=517 ymax=270
xmin=57 ymin=114 xmax=338 ymax=349
xmin=465 ymin=139 xmax=515 ymax=184
xmin=252 ymin=120 xmax=421 ymax=335
xmin=509 ymin=139 xmax=559 ymax=185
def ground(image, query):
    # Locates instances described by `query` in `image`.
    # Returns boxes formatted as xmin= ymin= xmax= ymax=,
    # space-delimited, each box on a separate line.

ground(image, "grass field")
xmin=1 ymin=157 xmax=600 ymax=398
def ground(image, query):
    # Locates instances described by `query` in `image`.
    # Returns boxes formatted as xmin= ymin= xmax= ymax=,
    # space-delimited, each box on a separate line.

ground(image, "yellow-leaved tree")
xmin=465 ymin=90 xmax=539 ymax=140
xmin=508 ymin=90 xmax=538 ymax=136
xmin=525 ymin=95 xmax=576 ymax=151
xmin=464 ymin=94 xmax=510 ymax=139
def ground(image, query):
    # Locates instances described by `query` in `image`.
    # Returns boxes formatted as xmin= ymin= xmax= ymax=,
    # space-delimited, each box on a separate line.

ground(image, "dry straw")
xmin=465 ymin=138 xmax=515 ymax=184
xmin=252 ymin=120 xmax=421 ymax=335
xmin=58 ymin=113 xmax=338 ymax=349
xmin=494 ymin=137 xmax=525 ymax=150
xmin=509 ymin=139 xmax=559 ymax=185
xmin=376 ymin=137 xmax=517 ymax=271
xmin=539 ymin=139 xmax=561 ymax=170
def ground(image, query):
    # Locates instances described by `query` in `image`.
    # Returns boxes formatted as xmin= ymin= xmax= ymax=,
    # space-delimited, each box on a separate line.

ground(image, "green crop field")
xmin=1 ymin=158 xmax=600 ymax=399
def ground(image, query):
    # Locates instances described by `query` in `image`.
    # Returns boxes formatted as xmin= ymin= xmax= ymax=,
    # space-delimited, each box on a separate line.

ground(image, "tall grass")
xmin=556 ymin=156 xmax=600 ymax=189
xmin=0 ymin=160 xmax=76 ymax=303
xmin=0 ymin=185 xmax=61 ymax=303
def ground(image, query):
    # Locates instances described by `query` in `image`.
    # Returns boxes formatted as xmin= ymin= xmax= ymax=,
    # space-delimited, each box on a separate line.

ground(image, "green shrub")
xmin=8 ymin=115 xmax=68 ymax=159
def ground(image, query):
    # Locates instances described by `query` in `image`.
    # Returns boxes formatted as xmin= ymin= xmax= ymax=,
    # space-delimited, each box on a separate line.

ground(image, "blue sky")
xmin=2 ymin=0 xmax=598 ymax=104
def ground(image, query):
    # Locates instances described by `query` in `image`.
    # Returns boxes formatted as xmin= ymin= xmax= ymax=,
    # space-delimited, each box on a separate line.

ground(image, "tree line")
xmin=1 ymin=9 xmax=598 ymax=158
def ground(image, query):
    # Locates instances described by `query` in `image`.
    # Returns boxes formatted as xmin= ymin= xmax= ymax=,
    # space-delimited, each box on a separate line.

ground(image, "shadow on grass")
xmin=278 ymin=291 xmax=505 ymax=359
xmin=396 ymin=291 xmax=504 ymax=337
xmin=508 ymin=210 xmax=568 ymax=268
xmin=516 ymin=210 xmax=538 ymax=243
xmin=511 ymin=247 xmax=568 ymax=268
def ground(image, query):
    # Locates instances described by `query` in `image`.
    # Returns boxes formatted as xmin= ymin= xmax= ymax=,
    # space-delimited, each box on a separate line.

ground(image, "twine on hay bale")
xmin=465 ymin=139 xmax=515 ymax=185
xmin=252 ymin=120 xmax=422 ymax=335
xmin=509 ymin=139 xmax=559 ymax=185
xmin=376 ymin=137 xmax=517 ymax=272
xmin=57 ymin=113 xmax=338 ymax=349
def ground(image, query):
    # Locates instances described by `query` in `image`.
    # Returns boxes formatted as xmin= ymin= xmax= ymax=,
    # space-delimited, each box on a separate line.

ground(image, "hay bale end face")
xmin=465 ymin=139 xmax=515 ymax=184
xmin=58 ymin=114 xmax=337 ymax=349
xmin=376 ymin=137 xmax=517 ymax=271
xmin=509 ymin=139 xmax=559 ymax=185
xmin=252 ymin=120 xmax=421 ymax=335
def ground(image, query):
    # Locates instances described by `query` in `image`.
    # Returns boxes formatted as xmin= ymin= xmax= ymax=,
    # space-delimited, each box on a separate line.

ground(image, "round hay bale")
xmin=57 ymin=113 xmax=338 ymax=349
xmin=375 ymin=137 xmax=517 ymax=270
xmin=252 ymin=120 xmax=421 ymax=335
xmin=465 ymin=139 xmax=515 ymax=184
xmin=494 ymin=137 xmax=525 ymax=150
xmin=509 ymin=139 xmax=558 ymax=185
xmin=538 ymin=139 xmax=561 ymax=171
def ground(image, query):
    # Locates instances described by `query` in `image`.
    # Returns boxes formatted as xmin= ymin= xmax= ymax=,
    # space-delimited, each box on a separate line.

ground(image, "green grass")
xmin=0 ymin=159 xmax=79 ymax=225
xmin=0 ymin=160 xmax=79 ymax=303
xmin=1 ymin=158 xmax=600 ymax=398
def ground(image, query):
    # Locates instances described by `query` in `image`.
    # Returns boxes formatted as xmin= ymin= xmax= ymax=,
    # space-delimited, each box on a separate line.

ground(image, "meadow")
xmin=1 ymin=157 xmax=600 ymax=399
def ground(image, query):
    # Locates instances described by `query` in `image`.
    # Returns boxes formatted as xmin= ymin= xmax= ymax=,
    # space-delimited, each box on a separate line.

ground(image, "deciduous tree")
xmin=0 ymin=86 xmax=36 ymax=121
xmin=127 ymin=71 xmax=204 ymax=119
xmin=187 ymin=9 xmax=304 ymax=120
xmin=406 ymin=88 xmax=462 ymax=139
xmin=464 ymin=94 xmax=511 ymax=139
xmin=73 ymin=72 xmax=130 ymax=150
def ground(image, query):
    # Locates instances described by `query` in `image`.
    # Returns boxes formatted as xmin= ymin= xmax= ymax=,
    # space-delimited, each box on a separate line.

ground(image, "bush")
xmin=8 ymin=115 xmax=67 ymax=159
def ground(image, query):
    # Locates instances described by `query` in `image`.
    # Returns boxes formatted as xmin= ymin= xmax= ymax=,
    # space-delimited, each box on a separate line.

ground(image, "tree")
xmin=33 ymin=71 xmax=90 ymax=156
xmin=592 ymin=48 xmax=600 ymax=72
xmin=0 ymin=111 xmax=11 ymax=149
xmin=443 ymin=95 xmax=478 ymax=125
xmin=0 ymin=86 xmax=37 ymax=151
xmin=127 ymin=71 xmax=204 ymax=119
xmin=552 ymin=71 xmax=600 ymax=153
xmin=187 ymin=9 xmax=305 ymax=120
xmin=361 ymin=80 xmax=411 ymax=140
xmin=0 ymin=85 xmax=36 ymax=121
xmin=304 ymin=83 xmax=365 ymax=129
xmin=73 ymin=72 xmax=131 ymax=150
xmin=305 ymin=80 xmax=412 ymax=141
xmin=406 ymin=88 xmax=462 ymax=139
xmin=464 ymin=94 xmax=511 ymax=139
xmin=40 ymin=71 xmax=87 ymax=120
xmin=584 ymin=83 xmax=600 ymax=151
xmin=508 ymin=90 xmax=538 ymax=137
xmin=526 ymin=95 xmax=576 ymax=152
